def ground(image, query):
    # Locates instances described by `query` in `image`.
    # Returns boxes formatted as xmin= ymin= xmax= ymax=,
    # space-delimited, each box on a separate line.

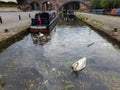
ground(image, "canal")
xmin=0 ymin=19 xmax=120 ymax=90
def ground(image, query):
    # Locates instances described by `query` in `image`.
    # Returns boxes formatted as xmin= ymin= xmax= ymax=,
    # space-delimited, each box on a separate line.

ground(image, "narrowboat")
xmin=67 ymin=10 xmax=74 ymax=21
xmin=30 ymin=11 xmax=59 ymax=33
xmin=110 ymin=8 xmax=120 ymax=16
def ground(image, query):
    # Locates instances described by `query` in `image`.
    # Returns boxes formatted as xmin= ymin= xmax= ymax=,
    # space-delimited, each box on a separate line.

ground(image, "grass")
xmin=0 ymin=4 xmax=18 ymax=7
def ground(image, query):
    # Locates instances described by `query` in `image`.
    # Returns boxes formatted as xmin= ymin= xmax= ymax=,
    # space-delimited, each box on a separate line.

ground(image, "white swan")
xmin=71 ymin=57 xmax=87 ymax=72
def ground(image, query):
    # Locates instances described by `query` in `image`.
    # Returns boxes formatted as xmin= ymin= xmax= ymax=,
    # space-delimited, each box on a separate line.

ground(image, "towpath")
xmin=0 ymin=11 xmax=39 ymax=32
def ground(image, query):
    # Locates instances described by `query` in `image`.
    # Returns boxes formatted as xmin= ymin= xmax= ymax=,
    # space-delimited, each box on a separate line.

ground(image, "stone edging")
xmin=0 ymin=26 xmax=29 ymax=52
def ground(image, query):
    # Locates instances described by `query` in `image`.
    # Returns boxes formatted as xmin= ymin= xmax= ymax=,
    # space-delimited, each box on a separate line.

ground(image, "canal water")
xmin=0 ymin=20 xmax=120 ymax=90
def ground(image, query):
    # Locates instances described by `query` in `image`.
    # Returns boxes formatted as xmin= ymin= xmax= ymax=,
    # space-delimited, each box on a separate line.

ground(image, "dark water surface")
xmin=0 ymin=20 xmax=120 ymax=90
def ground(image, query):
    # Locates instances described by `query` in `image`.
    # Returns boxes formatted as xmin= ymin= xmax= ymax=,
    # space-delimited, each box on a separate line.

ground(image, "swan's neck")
xmin=74 ymin=63 xmax=79 ymax=71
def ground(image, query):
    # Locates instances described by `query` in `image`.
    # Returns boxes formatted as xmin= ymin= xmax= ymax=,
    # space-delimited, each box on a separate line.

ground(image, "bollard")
xmin=29 ymin=14 xmax=31 ymax=18
xmin=0 ymin=16 xmax=2 ymax=24
xmin=114 ymin=28 xmax=118 ymax=32
xmin=19 ymin=15 xmax=21 ymax=20
xmin=4 ymin=29 xmax=9 ymax=33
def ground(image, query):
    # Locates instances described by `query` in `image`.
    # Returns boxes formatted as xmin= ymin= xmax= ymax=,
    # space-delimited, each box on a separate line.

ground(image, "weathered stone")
xmin=17 ymin=0 xmax=91 ymax=11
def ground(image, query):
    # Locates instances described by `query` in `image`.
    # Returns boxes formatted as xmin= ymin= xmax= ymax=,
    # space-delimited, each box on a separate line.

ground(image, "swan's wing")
xmin=77 ymin=57 xmax=87 ymax=71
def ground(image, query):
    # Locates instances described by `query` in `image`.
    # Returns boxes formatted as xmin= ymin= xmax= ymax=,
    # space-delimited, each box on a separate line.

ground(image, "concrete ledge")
xmin=0 ymin=21 xmax=30 ymax=52
xmin=75 ymin=12 xmax=120 ymax=45
xmin=0 ymin=7 xmax=22 ymax=12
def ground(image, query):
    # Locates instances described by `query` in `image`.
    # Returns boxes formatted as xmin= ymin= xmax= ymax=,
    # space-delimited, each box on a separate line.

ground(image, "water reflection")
xmin=31 ymin=32 xmax=51 ymax=45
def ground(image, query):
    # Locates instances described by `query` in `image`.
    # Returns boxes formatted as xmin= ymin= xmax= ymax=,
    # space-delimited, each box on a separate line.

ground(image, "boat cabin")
xmin=30 ymin=11 xmax=58 ymax=33
xmin=31 ymin=12 xmax=56 ymax=26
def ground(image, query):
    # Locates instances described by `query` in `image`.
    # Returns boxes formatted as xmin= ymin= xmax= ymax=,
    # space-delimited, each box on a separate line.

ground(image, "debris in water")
xmin=42 ymin=80 xmax=49 ymax=86
xmin=52 ymin=68 xmax=56 ymax=72
xmin=0 ymin=81 xmax=6 ymax=88
xmin=87 ymin=42 xmax=95 ymax=47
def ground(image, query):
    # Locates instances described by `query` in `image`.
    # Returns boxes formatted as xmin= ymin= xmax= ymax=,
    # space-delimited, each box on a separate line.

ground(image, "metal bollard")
xmin=0 ymin=16 xmax=2 ymax=24
xmin=19 ymin=15 xmax=21 ymax=20
xmin=114 ymin=28 xmax=118 ymax=32
xmin=4 ymin=29 xmax=9 ymax=33
xmin=29 ymin=14 xmax=31 ymax=18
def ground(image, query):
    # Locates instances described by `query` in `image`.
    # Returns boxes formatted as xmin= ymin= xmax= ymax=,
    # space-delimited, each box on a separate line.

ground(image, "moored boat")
xmin=30 ymin=11 xmax=59 ymax=33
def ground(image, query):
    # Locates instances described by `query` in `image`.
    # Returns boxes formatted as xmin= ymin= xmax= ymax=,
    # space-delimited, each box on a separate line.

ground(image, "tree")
xmin=100 ymin=0 xmax=120 ymax=9
xmin=114 ymin=0 xmax=120 ymax=8
xmin=100 ymin=0 xmax=113 ymax=9
xmin=91 ymin=0 xmax=102 ymax=9
xmin=91 ymin=0 xmax=120 ymax=9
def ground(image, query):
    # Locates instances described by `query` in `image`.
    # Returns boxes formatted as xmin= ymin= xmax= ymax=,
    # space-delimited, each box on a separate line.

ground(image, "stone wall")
xmin=17 ymin=0 xmax=91 ymax=11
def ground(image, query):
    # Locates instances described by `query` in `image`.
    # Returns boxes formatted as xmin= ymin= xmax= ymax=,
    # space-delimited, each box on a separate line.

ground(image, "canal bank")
xmin=0 ymin=11 xmax=40 ymax=51
xmin=75 ymin=12 xmax=120 ymax=45
xmin=0 ymin=19 xmax=30 ymax=52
